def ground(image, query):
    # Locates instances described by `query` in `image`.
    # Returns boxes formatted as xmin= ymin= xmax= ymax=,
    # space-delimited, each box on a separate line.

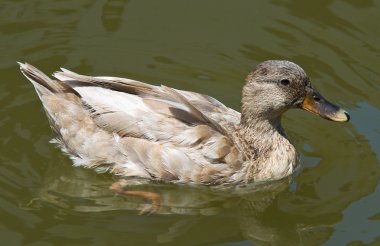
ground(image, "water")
xmin=1 ymin=0 xmax=380 ymax=245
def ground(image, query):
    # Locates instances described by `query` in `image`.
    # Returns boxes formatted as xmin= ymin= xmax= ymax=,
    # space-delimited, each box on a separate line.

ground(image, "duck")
xmin=19 ymin=60 xmax=349 ymax=186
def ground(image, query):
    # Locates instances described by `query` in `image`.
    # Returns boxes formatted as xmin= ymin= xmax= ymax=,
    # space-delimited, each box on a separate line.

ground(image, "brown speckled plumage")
xmin=19 ymin=60 xmax=349 ymax=185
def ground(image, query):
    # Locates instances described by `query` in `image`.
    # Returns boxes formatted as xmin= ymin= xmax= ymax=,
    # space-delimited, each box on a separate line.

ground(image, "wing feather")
xmin=54 ymin=68 xmax=243 ymax=168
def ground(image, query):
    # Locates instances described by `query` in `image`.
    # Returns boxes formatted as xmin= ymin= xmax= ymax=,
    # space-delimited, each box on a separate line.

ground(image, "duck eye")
xmin=280 ymin=79 xmax=290 ymax=86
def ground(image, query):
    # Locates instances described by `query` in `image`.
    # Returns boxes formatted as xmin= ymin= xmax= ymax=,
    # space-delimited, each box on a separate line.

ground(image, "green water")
xmin=1 ymin=0 xmax=380 ymax=245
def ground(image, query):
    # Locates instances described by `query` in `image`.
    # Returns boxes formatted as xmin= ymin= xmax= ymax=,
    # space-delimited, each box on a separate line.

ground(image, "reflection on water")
xmin=23 ymin=162 xmax=346 ymax=245
xmin=29 ymin=165 xmax=284 ymax=213
xmin=25 ymin=163 xmax=306 ymax=245
xmin=101 ymin=0 xmax=130 ymax=32
xmin=1 ymin=0 xmax=380 ymax=245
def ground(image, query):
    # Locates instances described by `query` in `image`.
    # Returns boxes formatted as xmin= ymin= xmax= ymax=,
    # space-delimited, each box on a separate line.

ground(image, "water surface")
xmin=1 ymin=1 xmax=380 ymax=245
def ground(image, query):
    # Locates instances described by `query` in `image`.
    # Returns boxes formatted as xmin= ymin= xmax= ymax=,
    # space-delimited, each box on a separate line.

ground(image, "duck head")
xmin=241 ymin=60 xmax=349 ymax=124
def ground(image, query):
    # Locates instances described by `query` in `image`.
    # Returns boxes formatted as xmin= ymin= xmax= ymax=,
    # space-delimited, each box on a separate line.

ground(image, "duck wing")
xmin=55 ymin=68 xmax=243 ymax=162
xmin=54 ymin=69 xmax=240 ymax=134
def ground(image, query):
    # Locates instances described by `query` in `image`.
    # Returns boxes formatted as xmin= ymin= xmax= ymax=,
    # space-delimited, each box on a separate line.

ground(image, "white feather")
xmin=75 ymin=87 xmax=150 ymax=118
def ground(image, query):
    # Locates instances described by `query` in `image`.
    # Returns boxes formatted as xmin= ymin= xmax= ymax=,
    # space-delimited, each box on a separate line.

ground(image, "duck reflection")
xmin=27 ymin=162 xmax=331 ymax=245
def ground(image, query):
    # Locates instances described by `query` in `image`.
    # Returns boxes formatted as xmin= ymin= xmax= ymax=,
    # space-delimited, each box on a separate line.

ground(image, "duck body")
xmin=19 ymin=61 xmax=349 ymax=185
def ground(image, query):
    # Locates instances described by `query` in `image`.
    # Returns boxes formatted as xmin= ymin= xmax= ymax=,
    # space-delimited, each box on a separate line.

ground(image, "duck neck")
xmin=238 ymin=115 xmax=286 ymax=158
xmin=234 ymin=114 xmax=298 ymax=183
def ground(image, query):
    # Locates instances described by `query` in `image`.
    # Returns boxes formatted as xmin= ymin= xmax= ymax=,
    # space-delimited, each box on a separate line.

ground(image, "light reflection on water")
xmin=1 ymin=0 xmax=380 ymax=245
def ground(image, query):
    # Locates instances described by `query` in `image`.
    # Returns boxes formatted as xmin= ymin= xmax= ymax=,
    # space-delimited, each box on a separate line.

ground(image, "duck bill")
xmin=301 ymin=89 xmax=349 ymax=122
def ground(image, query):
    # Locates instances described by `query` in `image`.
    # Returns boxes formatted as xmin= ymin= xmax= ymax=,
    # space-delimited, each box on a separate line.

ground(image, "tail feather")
xmin=18 ymin=62 xmax=84 ymax=143
xmin=18 ymin=62 xmax=80 ymax=98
